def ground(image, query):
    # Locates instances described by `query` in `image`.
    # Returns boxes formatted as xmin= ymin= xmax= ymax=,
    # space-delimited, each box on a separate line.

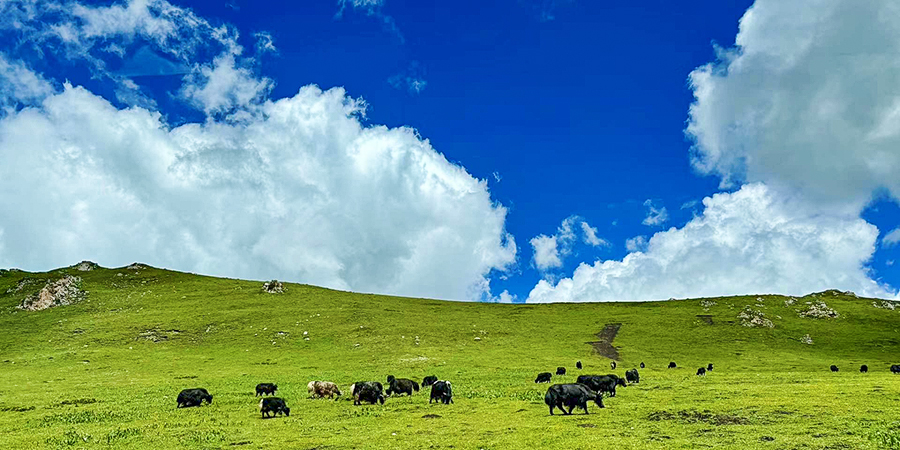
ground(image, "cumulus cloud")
xmin=624 ymin=235 xmax=647 ymax=253
xmin=526 ymin=0 xmax=900 ymax=302
xmin=884 ymin=228 xmax=900 ymax=248
xmin=530 ymin=234 xmax=562 ymax=271
xmin=530 ymin=216 xmax=605 ymax=272
xmin=0 ymin=78 xmax=517 ymax=300
xmin=686 ymin=0 xmax=900 ymax=211
xmin=528 ymin=184 xmax=896 ymax=302
xmin=641 ymin=199 xmax=668 ymax=226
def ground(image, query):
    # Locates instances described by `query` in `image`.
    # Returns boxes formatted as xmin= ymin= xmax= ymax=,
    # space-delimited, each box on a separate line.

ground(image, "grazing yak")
xmin=610 ymin=361 xmax=616 ymax=370
xmin=259 ymin=397 xmax=290 ymax=418
xmin=576 ymin=361 xmax=582 ymax=370
xmin=177 ymin=388 xmax=212 ymax=408
xmin=255 ymin=383 xmax=277 ymax=396
xmin=535 ymin=372 xmax=552 ymax=383
xmin=696 ymin=367 xmax=706 ymax=376
xmin=308 ymin=381 xmax=342 ymax=399
xmin=422 ymin=375 xmax=438 ymax=387
xmin=625 ymin=368 xmax=640 ymax=384
xmin=707 ymin=363 xmax=714 ymax=371
xmin=352 ymin=381 xmax=385 ymax=405
xmin=386 ymin=375 xmax=419 ymax=396
xmin=429 ymin=380 xmax=454 ymax=404
xmin=576 ymin=375 xmax=626 ymax=397
xmin=860 ymin=365 xmax=868 ymax=373
xmin=556 ymin=367 xmax=567 ymax=375
xmin=668 ymin=362 xmax=677 ymax=369
xmin=891 ymin=365 xmax=900 ymax=374
xmin=544 ymin=384 xmax=603 ymax=415
xmin=830 ymin=365 xmax=839 ymax=372
xmin=640 ymin=362 xmax=645 ymax=369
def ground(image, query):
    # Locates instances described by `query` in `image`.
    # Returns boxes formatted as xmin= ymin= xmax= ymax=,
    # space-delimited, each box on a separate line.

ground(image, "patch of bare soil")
xmin=17 ymin=276 xmax=85 ymax=311
xmin=586 ymin=323 xmax=621 ymax=360
xmin=56 ymin=398 xmax=98 ymax=407
xmin=0 ymin=405 xmax=35 ymax=412
xmin=647 ymin=410 xmax=751 ymax=425
xmin=697 ymin=314 xmax=714 ymax=325
xmin=136 ymin=328 xmax=182 ymax=342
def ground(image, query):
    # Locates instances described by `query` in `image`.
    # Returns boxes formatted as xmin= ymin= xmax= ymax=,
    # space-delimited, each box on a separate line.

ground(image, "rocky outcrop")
xmin=74 ymin=261 xmax=99 ymax=271
xmin=737 ymin=306 xmax=774 ymax=328
xmin=18 ymin=276 xmax=86 ymax=311
xmin=799 ymin=300 xmax=839 ymax=319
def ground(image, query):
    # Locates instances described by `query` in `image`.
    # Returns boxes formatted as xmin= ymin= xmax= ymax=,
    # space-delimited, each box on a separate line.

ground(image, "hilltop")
xmin=1 ymin=263 xmax=899 ymax=449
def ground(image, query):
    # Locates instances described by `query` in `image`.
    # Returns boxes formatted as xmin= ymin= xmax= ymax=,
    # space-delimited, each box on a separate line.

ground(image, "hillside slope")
xmin=1 ymin=264 xmax=899 ymax=449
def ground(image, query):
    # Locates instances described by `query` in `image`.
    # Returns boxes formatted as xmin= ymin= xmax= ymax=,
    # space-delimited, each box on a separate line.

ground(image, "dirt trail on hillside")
xmin=586 ymin=323 xmax=621 ymax=360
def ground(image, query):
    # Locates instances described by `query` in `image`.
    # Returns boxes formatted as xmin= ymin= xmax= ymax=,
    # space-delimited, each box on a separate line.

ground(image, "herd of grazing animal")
xmin=176 ymin=375 xmax=454 ymax=418
xmin=175 ymin=360 xmax=900 ymax=418
xmin=539 ymin=360 xmax=725 ymax=415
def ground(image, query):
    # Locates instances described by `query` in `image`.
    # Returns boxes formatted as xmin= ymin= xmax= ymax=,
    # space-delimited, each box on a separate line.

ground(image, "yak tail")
xmin=413 ymin=381 xmax=420 ymax=392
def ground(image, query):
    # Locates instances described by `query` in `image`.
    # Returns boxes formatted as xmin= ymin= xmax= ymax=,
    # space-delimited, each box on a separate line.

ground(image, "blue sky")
xmin=0 ymin=0 xmax=898 ymax=302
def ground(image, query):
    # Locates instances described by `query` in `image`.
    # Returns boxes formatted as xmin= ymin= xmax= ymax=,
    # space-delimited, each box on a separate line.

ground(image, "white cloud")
xmin=0 ymin=0 xmax=269 ymax=116
xmin=884 ymin=228 xmax=900 ymax=248
xmin=525 ymin=0 xmax=900 ymax=303
xmin=641 ymin=199 xmax=668 ymax=226
xmin=530 ymin=216 xmax=606 ymax=271
xmin=686 ymin=0 xmax=900 ymax=211
xmin=527 ymin=184 xmax=897 ymax=302
xmin=336 ymin=0 xmax=384 ymax=16
xmin=491 ymin=289 xmax=517 ymax=303
xmin=0 ymin=84 xmax=517 ymax=301
xmin=580 ymin=221 xmax=607 ymax=247
xmin=530 ymin=234 xmax=561 ymax=271
xmin=181 ymin=52 xmax=273 ymax=115
xmin=335 ymin=0 xmax=403 ymax=43
xmin=388 ymin=61 xmax=426 ymax=95
xmin=254 ymin=32 xmax=277 ymax=54
xmin=0 ymin=53 xmax=54 ymax=108
xmin=624 ymin=236 xmax=647 ymax=253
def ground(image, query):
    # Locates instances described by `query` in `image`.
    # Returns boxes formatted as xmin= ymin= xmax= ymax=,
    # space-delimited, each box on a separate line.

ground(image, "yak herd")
xmin=176 ymin=361 xmax=900 ymax=418
xmin=176 ymin=375 xmax=453 ymax=418
xmin=534 ymin=360 xmax=900 ymax=415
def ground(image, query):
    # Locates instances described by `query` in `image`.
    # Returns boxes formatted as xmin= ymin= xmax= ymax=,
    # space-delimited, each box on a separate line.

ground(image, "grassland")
xmin=1 ymin=265 xmax=899 ymax=449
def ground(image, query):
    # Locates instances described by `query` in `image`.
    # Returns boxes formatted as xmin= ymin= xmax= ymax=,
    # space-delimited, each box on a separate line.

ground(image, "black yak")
xmin=544 ymin=384 xmax=603 ymax=415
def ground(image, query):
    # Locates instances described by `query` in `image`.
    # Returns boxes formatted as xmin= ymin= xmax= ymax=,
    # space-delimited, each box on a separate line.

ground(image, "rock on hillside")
xmin=17 ymin=276 xmax=86 ymax=311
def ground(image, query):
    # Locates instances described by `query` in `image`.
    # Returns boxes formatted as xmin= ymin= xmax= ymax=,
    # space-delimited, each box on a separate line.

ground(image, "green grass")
xmin=1 ymin=265 xmax=899 ymax=449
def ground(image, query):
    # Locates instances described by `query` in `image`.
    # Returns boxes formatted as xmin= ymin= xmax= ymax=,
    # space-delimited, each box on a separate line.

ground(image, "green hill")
xmin=1 ymin=264 xmax=899 ymax=449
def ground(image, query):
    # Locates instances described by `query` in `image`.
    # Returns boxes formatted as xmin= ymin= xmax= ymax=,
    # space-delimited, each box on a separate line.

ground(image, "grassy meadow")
xmin=1 ymin=265 xmax=899 ymax=449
